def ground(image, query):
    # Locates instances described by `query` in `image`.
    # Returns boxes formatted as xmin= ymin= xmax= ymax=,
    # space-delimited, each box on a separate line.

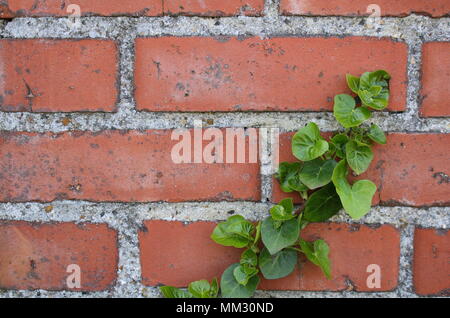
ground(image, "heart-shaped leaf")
xmin=333 ymin=94 xmax=372 ymax=128
xmin=346 ymin=73 xmax=360 ymax=94
xmin=211 ymin=215 xmax=254 ymax=248
xmin=188 ymin=279 xmax=218 ymax=298
xmin=329 ymin=133 xmax=349 ymax=158
xmin=299 ymin=239 xmax=332 ymax=279
xmin=299 ymin=158 xmax=337 ymax=189
xmin=358 ymin=70 xmax=390 ymax=110
xmin=345 ymin=140 xmax=374 ymax=175
xmin=292 ymin=122 xmax=329 ymax=161
xmin=367 ymin=124 xmax=386 ymax=144
xmin=259 ymin=247 xmax=297 ymax=280
xmin=332 ymin=160 xmax=377 ymax=220
xmin=233 ymin=264 xmax=258 ymax=286
xmin=270 ymin=198 xmax=295 ymax=221
xmin=303 ymin=183 xmax=342 ymax=222
xmin=276 ymin=162 xmax=308 ymax=193
xmin=221 ymin=263 xmax=259 ymax=298
xmin=261 ymin=216 xmax=300 ymax=255
xmin=240 ymin=249 xmax=258 ymax=268
xmin=359 ymin=70 xmax=390 ymax=90
xmin=160 ymin=286 xmax=193 ymax=298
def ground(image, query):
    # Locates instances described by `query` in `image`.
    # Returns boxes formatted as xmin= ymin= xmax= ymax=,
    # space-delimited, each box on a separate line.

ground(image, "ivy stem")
xmin=287 ymin=247 xmax=304 ymax=253
xmin=294 ymin=203 xmax=306 ymax=216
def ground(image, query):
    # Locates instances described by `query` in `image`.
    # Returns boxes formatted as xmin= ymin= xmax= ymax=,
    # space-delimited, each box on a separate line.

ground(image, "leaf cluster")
xmin=161 ymin=70 xmax=390 ymax=298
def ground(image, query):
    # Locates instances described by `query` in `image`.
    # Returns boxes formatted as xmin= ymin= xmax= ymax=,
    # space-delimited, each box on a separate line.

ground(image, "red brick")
xmin=0 ymin=221 xmax=118 ymax=291
xmin=0 ymin=39 xmax=118 ymax=112
xmin=420 ymin=42 xmax=450 ymax=117
xmin=0 ymin=0 xmax=163 ymax=18
xmin=0 ymin=130 xmax=260 ymax=202
xmin=273 ymin=133 xmax=450 ymax=207
xmin=280 ymin=0 xmax=450 ymax=18
xmin=413 ymin=228 xmax=450 ymax=296
xmin=164 ymin=0 xmax=264 ymax=16
xmin=139 ymin=221 xmax=399 ymax=291
xmin=135 ymin=37 xmax=407 ymax=112
xmin=139 ymin=220 xmax=241 ymax=287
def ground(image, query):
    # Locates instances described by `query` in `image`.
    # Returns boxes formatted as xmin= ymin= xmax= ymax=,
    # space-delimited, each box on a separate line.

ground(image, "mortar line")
xmin=397 ymin=224 xmax=416 ymax=297
xmin=0 ymin=112 xmax=448 ymax=132
xmin=0 ymin=202 xmax=448 ymax=227
xmin=2 ymin=16 xmax=450 ymax=39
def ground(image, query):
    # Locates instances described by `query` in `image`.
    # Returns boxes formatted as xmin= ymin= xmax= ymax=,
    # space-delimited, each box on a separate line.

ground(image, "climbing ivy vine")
xmin=161 ymin=70 xmax=390 ymax=298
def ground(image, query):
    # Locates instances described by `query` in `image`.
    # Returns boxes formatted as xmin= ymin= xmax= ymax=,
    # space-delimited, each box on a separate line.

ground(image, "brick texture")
xmin=413 ymin=228 xmax=450 ymax=296
xmin=0 ymin=39 xmax=118 ymax=112
xmin=0 ymin=221 xmax=118 ymax=291
xmin=420 ymin=42 xmax=450 ymax=117
xmin=280 ymin=0 xmax=450 ymax=18
xmin=139 ymin=220 xmax=400 ymax=291
xmin=273 ymin=133 xmax=450 ymax=207
xmin=0 ymin=130 xmax=260 ymax=202
xmin=139 ymin=220 xmax=242 ymax=287
xmin=165 ymin=0 xmax=264 ymax=16
xmin=0 ymin=0 xmax=163 ymax=18
xmin=135 ymin=37 xmax=407 ymax=112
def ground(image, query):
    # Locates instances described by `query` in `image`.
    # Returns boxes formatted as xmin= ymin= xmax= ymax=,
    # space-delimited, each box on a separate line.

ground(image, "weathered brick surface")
xmin=280 ymin=0 xmax=450 ymax=18
xmin=0 ymin=221 xmax=118 ymax=291
xmin=164 ymin=0 xmax=264 ymax=16
xmin=139 ymin=220 xmax=399 ymax=291
xmin=0 ymin=0 xmax=163 ymax=18
xmin=0 ymin=0 xmax=264 ymax=17
xmin=139 ymin=220 xmax=242 ymax=287
xmin=413 ymin=228 xmax=450 ymax=296
xmin=0 ymin=39 xmax=118 ymax=112
xmin=273 ymin=133 xmax=450 ymax=207
xmin=135 ymin=37 xmax=407 ymax=112
xmin=0 ymin=130 xmax=260 ymax=202
xmin=420 ymin=42 xmax=450 ymax=117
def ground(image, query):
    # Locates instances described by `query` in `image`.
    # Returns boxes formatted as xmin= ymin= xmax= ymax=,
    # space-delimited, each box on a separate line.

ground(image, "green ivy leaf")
xmin=276 ymin=162 xmax=308 ymax=193
xmin=345 ymin=140 xmax=374 ymax=175
xmin=240 ymin=249 xmax=258 ymax=268
xmin=299 ymin=158 xmax=337 ymax=189
xmin=333 ymin=94 xmax=372 ymax=128
xmin=188 ymin=279 xmax=217 ymax=298
xmin=367 ymin=124 xmax=386 ymax=145
xmin=292 ymin=122 xmax=329 ymax=161
xmin=221 ymin=263 xmax=259 ymax=298
xmin=210 ymin=278 xmax=219 ymax=298
xmin=259 ymin=247 xmax=297 ymax=280
xmin=299 ymin=240 xmax=332 ymax=279
xmin=358 ymin=70 xmax=390 ymax=110
xmin=270 ymin=198 xmax=295 ymax=221
xmin=303 ymin=183 xmax=343 ymax=222
xmin=211 ymin=215 xmax=254 ymax=248
xmin=233 ymin=264 xmax=258 ymax=286
xmin=261 ymin=216 xmax=300 ymax=255
xmin=160 ymin=286 xmax=193 ymax=298
xmin=332 ymin=160 xmax=377 ymax=220
xmin=330 ymin=133 xmax=349 ymax=158
xmin=346 ymin=73 xmax=360 ymax=94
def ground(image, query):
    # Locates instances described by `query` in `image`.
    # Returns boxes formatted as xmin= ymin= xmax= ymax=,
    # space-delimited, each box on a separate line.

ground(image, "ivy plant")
xmin=160 ymin=70 xmax=390 ymax=298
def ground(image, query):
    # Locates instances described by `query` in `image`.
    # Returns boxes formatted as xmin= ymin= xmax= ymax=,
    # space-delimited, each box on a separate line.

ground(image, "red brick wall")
xmin=0 ymin=1 xmax=448 ymax=297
